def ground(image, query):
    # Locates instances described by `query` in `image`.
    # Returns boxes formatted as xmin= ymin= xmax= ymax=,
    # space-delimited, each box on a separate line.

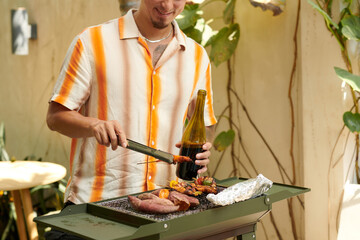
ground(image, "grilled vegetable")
xmin=151 ymin=188 xmax=170 ymax=199
xmin=169 ymin=176 xmax=217 ymax=195
xmin=137 ymin=192 xmax=158 ymax=200
xmin=169 ymin=190 xmax=199 ymax=207
xmin=169 ymin=180 xmax=202 ymax=196
xmin=128 ymin=195 xmax=179 ymax=214
xmin=168 ymin=191 xmax=190 ymax=211
xmin=158 ymin=189 xmax=170 ymax=199
xmin=194 ymin=176 xmax=217 ymax=193
xmin=137 ymin=192 xmax=174 ymax=206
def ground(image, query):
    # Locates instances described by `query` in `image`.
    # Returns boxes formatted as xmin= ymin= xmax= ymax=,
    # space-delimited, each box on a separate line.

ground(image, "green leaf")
xmin=307 ymin=0 xmax=339 ymax=29
xmin=207 ymin=23 xmax=240 ymax=66
xmin=341 ymin=16 xmax=360 ymax=41
xmin=183 ymin=25 xmax=203 ymax=44
xmin=199 ymin=21 xmax=216 ymax=46
xmin=334 ymin=67 xmax=360 ymax=92
xmin=0 ymin=122 xmax=5 ymax=148
xmin=176 ymin=4 xmax=202 ymax=30
xmin=0 ymin=122 xmax=9 ymax=162
xmin=213 ymin=129 xmax=235 ymax=151
xmin=1 ymin=148 xmax=10 ymax=161
xmin=58 ymin=181 xmax=67 ymax=193
xmin=30 ymin=184 xmax=53 ymax=194
xmin=184 ymin=18 xmax=216 ymax=46
xmin=343 ymin=111 xmax=360 ymax=132
xmin=223 ymin=0 xmax=236 ymax=24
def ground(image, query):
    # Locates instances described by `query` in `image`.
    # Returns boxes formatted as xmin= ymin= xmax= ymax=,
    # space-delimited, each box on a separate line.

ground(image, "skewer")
xmin=136 ymin=155 xmax=191 ymax=165
xmin=137 ymin=160 xmax=162 ymax=164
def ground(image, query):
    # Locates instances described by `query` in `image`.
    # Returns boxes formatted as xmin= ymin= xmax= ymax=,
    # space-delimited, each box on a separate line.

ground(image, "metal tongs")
xmin=120 ymin=139 xmax=191 ymax=164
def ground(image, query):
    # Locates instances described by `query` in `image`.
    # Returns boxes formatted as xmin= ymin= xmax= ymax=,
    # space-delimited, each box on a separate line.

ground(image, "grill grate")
xmin=95 ymin=187 xmax=224 ymax=222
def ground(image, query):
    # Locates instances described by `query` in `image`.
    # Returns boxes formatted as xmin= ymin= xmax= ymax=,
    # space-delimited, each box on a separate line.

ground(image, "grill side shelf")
xmin=34 ymin=203 xmax=169 ymax=240
xmin=264 ymin=181 xmax=310 ymax=204
xmin=216 ymin=177 xmax=310 ymax=205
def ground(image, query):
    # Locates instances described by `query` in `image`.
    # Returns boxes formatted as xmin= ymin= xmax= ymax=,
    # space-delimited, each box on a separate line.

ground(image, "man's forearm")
xmin=47 ymin=102 xmax=98 ymax=138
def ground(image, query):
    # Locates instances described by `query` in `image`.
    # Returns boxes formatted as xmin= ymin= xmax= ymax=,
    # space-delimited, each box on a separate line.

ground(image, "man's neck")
xmin=133 ymin=10 xmax=173 ymax=41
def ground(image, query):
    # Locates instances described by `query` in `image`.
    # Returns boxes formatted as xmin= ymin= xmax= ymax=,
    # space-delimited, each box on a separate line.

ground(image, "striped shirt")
xmin=51 ymin=10 xmax=217 ymax=204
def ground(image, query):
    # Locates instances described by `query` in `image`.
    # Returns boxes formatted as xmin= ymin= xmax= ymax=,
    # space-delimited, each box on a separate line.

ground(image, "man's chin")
xmin=152 ymin=21 xmax=170 ymax=29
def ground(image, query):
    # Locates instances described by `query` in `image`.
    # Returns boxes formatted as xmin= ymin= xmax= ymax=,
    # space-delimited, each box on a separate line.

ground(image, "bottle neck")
xmin=181 ymin=90 xmax=207 ymax=145
xmin=192 ymin=93 xmax=205 ymax=121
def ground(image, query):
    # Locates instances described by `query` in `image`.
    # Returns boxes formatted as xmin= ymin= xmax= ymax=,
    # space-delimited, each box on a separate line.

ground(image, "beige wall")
xmin=301 ymin=1 xmax=348 ymax=239
xmin=0 ymin=0 xmax=121 ymax=170
xmin=208 ymin=0 xmax=306 ymax=239
xmin=0 ymin=0 xmax=350 ymax=239
xmin=203 ymin=0 xmax=347 ymax=239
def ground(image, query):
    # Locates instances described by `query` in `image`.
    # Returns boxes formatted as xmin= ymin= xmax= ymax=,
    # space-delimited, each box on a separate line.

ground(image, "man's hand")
xmin=47 ymin=101 xmax=128 ymax=150
xmin=175 ymin=141 xmax=213 ymax=174
xmin=195 ymin=142 xmax=212 ymax=174
xmin=90 ymin=120 xmax=128 ymax=150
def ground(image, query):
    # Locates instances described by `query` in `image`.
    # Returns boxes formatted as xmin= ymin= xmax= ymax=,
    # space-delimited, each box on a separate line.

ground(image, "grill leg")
xmin=237 ymin=232 xmax=256 ymax=240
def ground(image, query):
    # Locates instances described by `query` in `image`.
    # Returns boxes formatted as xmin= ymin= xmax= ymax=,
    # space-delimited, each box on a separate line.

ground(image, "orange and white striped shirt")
xmin=51 ymin=10 xmax=217 ymax=204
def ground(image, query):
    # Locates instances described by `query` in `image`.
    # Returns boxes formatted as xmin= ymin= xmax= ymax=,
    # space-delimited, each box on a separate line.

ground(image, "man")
xmin=46 ymin=0 xmax=217 ymax=206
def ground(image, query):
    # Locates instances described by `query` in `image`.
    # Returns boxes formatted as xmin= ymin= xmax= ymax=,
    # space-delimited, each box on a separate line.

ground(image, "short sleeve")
xmin=194 ymin=50 xmax=217 ymax=127
xmin=50 ymin=34 xmax=92 ymax=111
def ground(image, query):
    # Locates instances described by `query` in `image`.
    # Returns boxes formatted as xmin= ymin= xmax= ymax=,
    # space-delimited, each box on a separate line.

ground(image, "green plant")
xmin=176 ymin=0 xmax=240 ymax=66
xmin=177 ymin=2 xmax=306 ymax=239
xmin=0 ymin=122 xmax=9 ymax=162
xmin=308 ymin=0 xmax=360 ymax=183
xmin=176 ymin=0 xmax=238 ymax=170
xmin=0 ymin=122 xmax=17 ymax=240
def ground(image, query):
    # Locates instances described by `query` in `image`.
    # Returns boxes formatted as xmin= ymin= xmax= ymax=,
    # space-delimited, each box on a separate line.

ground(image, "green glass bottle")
xmin=176 ymin=89 xmax=207 ymax=180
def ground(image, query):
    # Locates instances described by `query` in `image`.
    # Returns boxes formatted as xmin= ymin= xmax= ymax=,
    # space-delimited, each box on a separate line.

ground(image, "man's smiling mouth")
xmin=156 ymin=8 xmax=173 ymax=16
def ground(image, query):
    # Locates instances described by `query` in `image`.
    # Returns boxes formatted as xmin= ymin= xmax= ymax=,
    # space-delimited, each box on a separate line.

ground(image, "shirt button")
xmin=152 ymin=141 xmax=155 ymax=145
xmin=153 ymin=71 xmax=156 ymax=75
xmin=152 ymin=105 xmax=155 ymax=110
xmin=149 ymin=176 xmax=152 ymax=180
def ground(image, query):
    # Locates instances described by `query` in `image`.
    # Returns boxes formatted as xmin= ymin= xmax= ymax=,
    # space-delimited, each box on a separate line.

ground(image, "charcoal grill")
xmin=34 ymin=177 xmax=310 ymax=240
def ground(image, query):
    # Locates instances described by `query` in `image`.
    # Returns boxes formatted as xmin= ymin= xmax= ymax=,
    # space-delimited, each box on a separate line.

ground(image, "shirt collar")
xmin=119 ymin=9 xmax=187 ymax=50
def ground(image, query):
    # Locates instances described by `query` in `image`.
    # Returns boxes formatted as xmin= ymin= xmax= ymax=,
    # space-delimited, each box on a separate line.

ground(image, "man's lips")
xmin=155 ymin=8 xmax=174 ymax=17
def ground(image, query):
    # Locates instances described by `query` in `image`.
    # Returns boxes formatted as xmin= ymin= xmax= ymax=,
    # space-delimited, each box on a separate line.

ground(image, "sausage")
xmin=128 ymin=195 xmax=180 ymax=214
xmin=169 ymin=190 xmax=199 ymax=207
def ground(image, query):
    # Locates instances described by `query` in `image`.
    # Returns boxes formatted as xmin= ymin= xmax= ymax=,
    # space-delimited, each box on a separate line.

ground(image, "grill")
xmin=34 ymin=177 xmax=310 ymax=240
xmin=96 ymin=187 xmax=225 ymax=222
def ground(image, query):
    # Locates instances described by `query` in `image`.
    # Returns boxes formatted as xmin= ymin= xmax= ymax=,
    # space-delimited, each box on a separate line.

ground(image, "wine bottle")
xmin=176 ymin=89 xmax=207 ymax=180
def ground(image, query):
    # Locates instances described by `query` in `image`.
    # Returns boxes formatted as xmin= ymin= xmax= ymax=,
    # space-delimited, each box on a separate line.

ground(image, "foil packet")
xmin=206 ymin=174 xmax=273 ymax=206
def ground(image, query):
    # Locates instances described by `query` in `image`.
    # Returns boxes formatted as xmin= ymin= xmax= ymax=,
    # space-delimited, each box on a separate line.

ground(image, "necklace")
xmin=142 ymin=28 xmax=173 ymax=43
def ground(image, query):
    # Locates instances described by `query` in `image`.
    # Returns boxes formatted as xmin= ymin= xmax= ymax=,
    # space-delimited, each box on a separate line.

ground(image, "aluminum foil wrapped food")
xmin=206 ymin=174 xmax=272 ymax=206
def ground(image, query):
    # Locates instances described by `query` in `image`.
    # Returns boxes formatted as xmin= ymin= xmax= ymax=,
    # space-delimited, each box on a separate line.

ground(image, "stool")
xmin=0 ymin=161 xmax=66 ymax=240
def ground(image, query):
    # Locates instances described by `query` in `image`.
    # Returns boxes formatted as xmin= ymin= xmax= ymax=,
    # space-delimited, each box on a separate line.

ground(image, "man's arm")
xmin=46 ymin=101 xmax=127 ymax=150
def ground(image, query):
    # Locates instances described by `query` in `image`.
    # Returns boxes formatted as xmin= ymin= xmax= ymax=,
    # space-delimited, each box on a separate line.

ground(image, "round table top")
xmin=0 ymin=161 xmax=67 ymax=191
